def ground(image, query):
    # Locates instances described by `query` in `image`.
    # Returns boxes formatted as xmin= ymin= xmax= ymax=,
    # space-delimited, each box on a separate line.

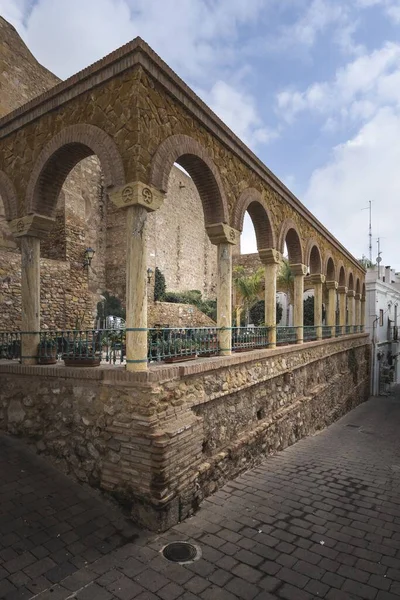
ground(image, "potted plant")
xmin=37 ymin=337 xmax=58 ymax=365
xmin=63 ymin=338 xmax=101 ymax=367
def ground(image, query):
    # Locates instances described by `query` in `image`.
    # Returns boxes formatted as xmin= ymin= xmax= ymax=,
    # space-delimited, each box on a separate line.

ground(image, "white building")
xmin=365 ymin=265 xmax=400 ymax=395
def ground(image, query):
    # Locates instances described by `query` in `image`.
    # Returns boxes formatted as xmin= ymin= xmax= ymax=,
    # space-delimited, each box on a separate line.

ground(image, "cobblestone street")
xmin=2 ymin=393 xmax=400 ymax=599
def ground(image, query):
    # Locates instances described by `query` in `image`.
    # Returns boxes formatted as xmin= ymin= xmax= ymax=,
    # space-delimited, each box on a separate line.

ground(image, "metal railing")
xmin=0 ymin=331 xmax=21 ymax=360
xmin=277 ymin=326 xmax=298 ymax=345
xmin=148 ymin=327 xmax=218 ymax=362
xmin=0 ymin=322 xmax=366 ymax=366
xmin=322 ymin=326 xmax=332 ymax=339
xmin=232 ymin=327 xmax=270 ymax=352
xmin=303 ymin=326 xmax=317 ymax=341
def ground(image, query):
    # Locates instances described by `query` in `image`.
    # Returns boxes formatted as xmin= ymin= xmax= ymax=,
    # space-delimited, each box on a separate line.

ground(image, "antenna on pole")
xmin=362 ymin=201 xmax=372 ymax=263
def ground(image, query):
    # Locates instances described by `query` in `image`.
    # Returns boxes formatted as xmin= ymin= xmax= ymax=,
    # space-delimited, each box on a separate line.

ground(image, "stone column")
xmin=355 ymin=293 xmax=362 ymax=332
xmin=338 ymin=286 xmax=348 ymax=335
xmin=308 ymin=274 xmax=326 ymax=340
xmin=347 ymin=290 xmax=355 ymax=333
xmin=206 ymin=223 xmax=239 ymax=356
xmin=291 ymin=264 xmax=307 ymax=344
xmin=111 ymin=182 xmax=164 ymax=372
xmin=259 ymin=249 xmax=281 ymax=348
xmin=326 ymin=281 xmax=338 ymax=337
xmin=9 ymin=214 xmax=55 ymax=364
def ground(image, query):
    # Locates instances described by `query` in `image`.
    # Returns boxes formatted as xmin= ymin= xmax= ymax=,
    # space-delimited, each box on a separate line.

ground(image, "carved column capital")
xmin=206 ymin=222 xmax=240 ymax=246
xmin=290 ymin=263 xmax=308 ymax=276
xmin=347 ymin=290 xmax=356 ymax=298
xmin=8 ymin=214 xmax=55 ymax=239
xmin=307 ymin=273 xmax=326 ymax=285
xmin=110 ymin=181 xmax=164 ymax=212
xmin=355 ymin=293 xmax=362 ymax=301
xmin=338 ymin=285 xmax=348 ymax=295
xmin=326 ymin=280 xmax=338 ymax=290
xmin=258 ymin=248 xmax=282 ymax=265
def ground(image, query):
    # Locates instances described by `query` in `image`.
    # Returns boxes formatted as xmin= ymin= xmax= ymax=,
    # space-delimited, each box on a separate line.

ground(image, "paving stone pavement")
xmin=3 ymin=393 xmax=400 ymax=600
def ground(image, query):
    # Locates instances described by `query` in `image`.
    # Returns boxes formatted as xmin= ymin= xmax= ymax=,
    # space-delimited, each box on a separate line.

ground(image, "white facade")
xmin=365 ymin=265 xmax=400 ymax=395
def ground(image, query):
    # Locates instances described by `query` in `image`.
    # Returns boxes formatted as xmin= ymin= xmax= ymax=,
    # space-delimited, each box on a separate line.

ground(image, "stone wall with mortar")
xmin=0 ymin=334 xmax=369 ymax=530
xmin=148 ymin=301 xmax=216 ymax=327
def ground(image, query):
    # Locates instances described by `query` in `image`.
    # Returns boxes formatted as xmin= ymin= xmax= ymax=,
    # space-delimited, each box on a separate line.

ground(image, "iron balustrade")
xmin=0 ymin=323 xmax=363 ymax=366
xmin=276 ymin=326 xmax=298 ymax=345
xmin=322 ymin=326 xmax=332 ymax=339
xmin=148 ymin=327 xmax=219 ymax=362
xmin=0 ymin=331 xmax=21 ymax=360
xmin=303 ymin=326 xmax=317 ymax=341
xmin=231 ymin=327 xmax=270 ymax=352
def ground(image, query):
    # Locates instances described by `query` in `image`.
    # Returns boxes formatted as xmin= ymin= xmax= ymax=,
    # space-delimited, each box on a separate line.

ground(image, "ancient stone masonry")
xmin=0 ymin=334 xmax=369 ymax=530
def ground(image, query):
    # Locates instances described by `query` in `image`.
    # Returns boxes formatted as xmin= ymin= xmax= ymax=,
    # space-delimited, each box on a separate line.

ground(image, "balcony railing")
xmin=232 ymin=327 xmax=270 ymax=352
xmin=0 ymin=323 xmax=366 ymax=366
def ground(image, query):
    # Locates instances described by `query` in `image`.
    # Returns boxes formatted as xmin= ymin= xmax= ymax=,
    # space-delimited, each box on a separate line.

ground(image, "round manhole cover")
xmin=162 ymin=541 xmax=201 ymax=564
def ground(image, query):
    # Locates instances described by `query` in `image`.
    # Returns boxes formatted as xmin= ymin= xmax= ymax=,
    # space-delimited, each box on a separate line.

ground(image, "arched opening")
xmin=24 ymin=125 xmax=125 ymax=330
xmin=326 ymin=257 xmax=336 ymax=281
xmin=276 ymin=223 xmax=303 ymax=329
xmin=339 ymin=266 xmax=346 ymax=287
xmin=356 ymin=278 xmax=361 ymax=295
xmin=149 ymin=135 xmax=229 ymax=329
xmin=309 ymin=245 xmax=322 ymax=275
xmin=348 ymin=272 xmax=354 ymax=291
xmin=231 ymin=188 xmax=276 ymax=327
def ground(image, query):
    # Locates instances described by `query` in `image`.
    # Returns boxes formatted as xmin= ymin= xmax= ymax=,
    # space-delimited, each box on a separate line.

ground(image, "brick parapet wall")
xmin=0 ymin=335 xmax=370 ymax=530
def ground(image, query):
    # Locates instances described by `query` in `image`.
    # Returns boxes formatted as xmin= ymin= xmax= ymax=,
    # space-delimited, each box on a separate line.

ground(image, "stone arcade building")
xmin=0 ymin=37 xmax=370 ymax=529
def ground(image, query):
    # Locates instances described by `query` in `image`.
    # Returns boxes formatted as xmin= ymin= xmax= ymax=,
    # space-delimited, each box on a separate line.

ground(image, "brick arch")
xmin=26 ymin=124 xmax=126 ymax=217
xmin=338 ymin=263 xmax=346 ymax=286
xmin=325 ymin=254 xmax=336 ymax=281
xmin=232 ymin=188 xmax=276 ymax=250
xmin=348 ymin=271 xmax=355 ymax=291
xmin=278 ymin=219 xmax=303 ymax=264
xmin=305 ymin=239 xmax=322 ymax=274
xmin=149 ymin=134 xmax=228 ymax=225
xmin=0 ymin=171 xmax=18 ymax=220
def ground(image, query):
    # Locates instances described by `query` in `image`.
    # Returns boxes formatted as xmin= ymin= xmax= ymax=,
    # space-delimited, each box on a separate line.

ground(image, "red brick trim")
xmin=278 ymin=219 xmax=303 ymax=264
xmin=26 ymin=124 xmax=125 ymax=217
xmin=232 ymin=187 xmax=276 ymax=250
xmin=0 ymin=170 xmax=18 ymax=221
xmin=149 ymin=134 xmax=228 ymax=225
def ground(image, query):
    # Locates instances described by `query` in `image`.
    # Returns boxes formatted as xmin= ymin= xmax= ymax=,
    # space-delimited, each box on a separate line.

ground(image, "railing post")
xmin=347 ymin=290 xmax=355 ymax=333
xmin=291 ymin=263 xmax=307 ymax=344
xmin=110 ymin=182 xmax=164 ymax=371
xmin=308 ymin=274 xmax=325 ymax=340
xmin=8 ymin=215 xmax=55 ymax=364
xmin=206 ymin=223 xmax=240 ymax=356
xmin=338 ymin=286 xmax=348 ymax=335
xmin=326 ymin=281 xmax=338 ymax=337
xmin=259 ymin=248 xmax=281 ymax=349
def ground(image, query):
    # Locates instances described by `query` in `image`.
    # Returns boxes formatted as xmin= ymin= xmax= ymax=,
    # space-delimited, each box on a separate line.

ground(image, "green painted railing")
xmin=322 ymin=326 xmax=332 ymax=339
xmin=277 ymin=326 xmax=298 ymax=345
xmin=0 ymin=323 xmax=366 ymax=366
xmin=232 ymin=327 xmax=270 ymax=352
xmin=303 ymin=326 xmax=317 ymax=341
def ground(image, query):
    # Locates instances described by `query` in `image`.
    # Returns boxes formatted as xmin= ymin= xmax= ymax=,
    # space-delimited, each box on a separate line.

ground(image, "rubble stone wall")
xmin=0 ymin=334 xmax=370 ymax=530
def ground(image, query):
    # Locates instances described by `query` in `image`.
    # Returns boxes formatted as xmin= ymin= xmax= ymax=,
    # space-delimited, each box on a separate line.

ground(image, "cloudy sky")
xmin=2 ymin=0 xmax=400 ymax=267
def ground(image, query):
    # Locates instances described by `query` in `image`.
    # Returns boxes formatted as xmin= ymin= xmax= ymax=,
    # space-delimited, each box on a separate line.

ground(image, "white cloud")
xmin=304 ymin=107 xmax=400 ymax=268
xmin=276 ymin=42 xmax=400 ymax=123
xmin=2 ymin=0 xmax=266 ymax=81
xmin=199 ymin=80 xmax=278 ymax=150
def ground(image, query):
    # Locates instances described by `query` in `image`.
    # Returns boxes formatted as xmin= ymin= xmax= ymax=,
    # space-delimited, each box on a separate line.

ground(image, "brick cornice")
xmin=0 ymin=37 xmax=364 ymax=274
